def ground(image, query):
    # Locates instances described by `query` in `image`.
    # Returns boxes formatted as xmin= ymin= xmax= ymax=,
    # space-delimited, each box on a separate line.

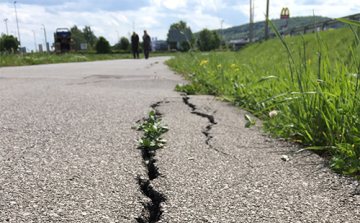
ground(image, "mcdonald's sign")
xmin=280 ymin=7 xmax=290 ymax=19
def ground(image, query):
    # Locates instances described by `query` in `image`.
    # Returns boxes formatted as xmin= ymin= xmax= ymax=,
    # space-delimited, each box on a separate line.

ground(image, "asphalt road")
xmin=1 ymin=57 xmax=360 ymax=222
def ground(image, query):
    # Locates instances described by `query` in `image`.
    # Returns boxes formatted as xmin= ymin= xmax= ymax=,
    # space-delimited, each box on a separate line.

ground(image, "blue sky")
xmin=0 ymin=0 xmax=358 ymax=52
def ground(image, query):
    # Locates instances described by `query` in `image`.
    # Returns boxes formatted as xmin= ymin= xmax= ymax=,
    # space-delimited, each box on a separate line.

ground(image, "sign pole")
xmin=265 ymin=0 xmax=269 ymax=40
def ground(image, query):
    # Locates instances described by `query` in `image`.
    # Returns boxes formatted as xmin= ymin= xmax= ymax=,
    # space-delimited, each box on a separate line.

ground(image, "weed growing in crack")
xmin=134 ymin=110 xmax=168 ymax=222
xmin=135 ymin=111 xmax=168 ymax=163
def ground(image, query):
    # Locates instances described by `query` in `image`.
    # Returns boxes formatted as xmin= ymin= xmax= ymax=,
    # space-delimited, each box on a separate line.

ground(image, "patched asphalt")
xmin=1 ymin=57 xmax=360 ymax=222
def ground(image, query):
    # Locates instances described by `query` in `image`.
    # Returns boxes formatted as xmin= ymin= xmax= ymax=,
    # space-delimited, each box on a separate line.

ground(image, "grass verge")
xmin=166 ymin=23 xmax=360 ymax=179
xmin=0 ymin=52 xmax=176 ymax=67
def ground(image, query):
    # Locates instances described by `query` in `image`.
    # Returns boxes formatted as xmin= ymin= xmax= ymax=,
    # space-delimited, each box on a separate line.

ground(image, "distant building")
xmin=156 ymin=40 xmax=169 ymax=51
xmin=228 ymin=38 xmax=258 ymax=51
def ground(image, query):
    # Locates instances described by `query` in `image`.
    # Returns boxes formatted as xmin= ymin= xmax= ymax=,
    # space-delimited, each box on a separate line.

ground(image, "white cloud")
xmin=0 ymin=0 xmax=358 ymax=52
xmin=150 ymin=0 xmax=188 ymax=10
xmin=233 ymin=0 xmax=359 ymax=23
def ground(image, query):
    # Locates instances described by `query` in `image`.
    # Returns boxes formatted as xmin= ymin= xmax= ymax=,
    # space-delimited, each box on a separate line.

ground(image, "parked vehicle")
xmin=54 ymin=28 xmax=75 ymax=53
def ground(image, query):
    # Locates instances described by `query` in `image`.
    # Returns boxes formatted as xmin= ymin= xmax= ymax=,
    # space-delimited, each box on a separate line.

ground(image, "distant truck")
xmin=54 ymin=28 xmax=75 ymax=53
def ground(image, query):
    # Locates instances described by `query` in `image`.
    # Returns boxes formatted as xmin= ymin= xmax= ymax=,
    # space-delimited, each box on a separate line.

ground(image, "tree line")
xmin=0 ymin=34 xmax=20 ymax=52
xmin=1 ymin=21 xmax=223 ymax=54
xmin=166 ymin=20 xmax=221 ymax=52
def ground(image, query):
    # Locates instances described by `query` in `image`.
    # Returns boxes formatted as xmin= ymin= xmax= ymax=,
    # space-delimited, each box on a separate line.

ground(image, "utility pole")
xmin=220 ymin=19 xmax=224 ymax=50
xmin=265 ymin=0 xmax=270 ymax=40
xmin=41 ymin=24 xmax=47 ymax=52
xmin=4 ymin=18 xmax=8 ymax=35
xmin=14 ymin=1 xmax=21 ymax=50
xmin=32 ymin=30 xmax=37 ymax=52
xmin=249 ymin=0 xmax=253 ymax=43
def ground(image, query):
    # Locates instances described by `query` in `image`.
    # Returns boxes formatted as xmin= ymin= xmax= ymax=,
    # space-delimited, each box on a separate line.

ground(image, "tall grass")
xmin=167 ymin=24 xmax=360 ymax=178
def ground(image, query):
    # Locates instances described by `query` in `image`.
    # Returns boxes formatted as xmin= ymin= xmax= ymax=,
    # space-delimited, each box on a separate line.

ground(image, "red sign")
xmin=280 ymin=8 xmax=290 ymax=19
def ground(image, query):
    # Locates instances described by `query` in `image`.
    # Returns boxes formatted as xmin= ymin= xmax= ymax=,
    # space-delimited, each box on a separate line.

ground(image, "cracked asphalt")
xmin=1 ymin=57 xmax=360 ymax=222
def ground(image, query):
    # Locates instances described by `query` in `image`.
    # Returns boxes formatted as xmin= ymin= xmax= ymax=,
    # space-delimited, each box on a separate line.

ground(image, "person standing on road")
xmin=131 ymin=32 xmax=139 ymax=59
xmin=142 ymin=30 xmax=151 ymax=59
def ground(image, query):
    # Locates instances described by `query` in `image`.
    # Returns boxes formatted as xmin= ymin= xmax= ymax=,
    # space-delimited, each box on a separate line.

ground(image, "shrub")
xmin=95 ymin=36 xmax=111 ymax=54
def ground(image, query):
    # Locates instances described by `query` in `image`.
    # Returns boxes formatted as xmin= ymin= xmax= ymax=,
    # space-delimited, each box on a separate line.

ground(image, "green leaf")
xmin=245 ymin=121 xmax=251 ymax=128
xmin=251 ymin=119 xmax=257 ymax=125
xmin=349 ymin=167 xmax=358 ymax=174
xmin=335 ymin=159 xmax=346 ymax=169
xmin=335 ymin=18 xmax=360 ymax=27
xmin=291 ymin=148 xmax=307 ymax=156
xmin=244 ymin=114 xmax=251 ymax=121
xmin=306 ymin=146 xmax=325 ymax=150
xmin=247 ymin=76 xmax=278 ymax=90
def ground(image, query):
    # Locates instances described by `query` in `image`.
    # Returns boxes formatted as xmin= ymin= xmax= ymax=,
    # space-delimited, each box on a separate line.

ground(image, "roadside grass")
xmin=0 ymin=52 xmax=176 ymax=67
xmin=166 ymin=24 xmax=360 ymax=178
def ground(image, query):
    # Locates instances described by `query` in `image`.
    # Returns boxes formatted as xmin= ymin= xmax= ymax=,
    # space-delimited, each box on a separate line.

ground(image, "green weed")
xmin=135 ymin=111 xmax=168 ymax=163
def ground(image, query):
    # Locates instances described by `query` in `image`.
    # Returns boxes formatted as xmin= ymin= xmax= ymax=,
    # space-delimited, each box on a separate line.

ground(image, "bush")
xmin=226 ymin=43 xmax=235 ymax=51
xmin=197 ymin=29 xmax=221 ymax=51
xmin=95 ymin=36 xmax=111 ymax=54
xmin=120 ymin=37 xmax=130 ymax=50
xmin=0 ymin=34 xmax=20 ymax=52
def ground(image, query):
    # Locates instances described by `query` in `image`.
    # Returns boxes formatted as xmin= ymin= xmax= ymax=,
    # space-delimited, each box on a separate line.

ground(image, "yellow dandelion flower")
xmin=231 ymin=64 xmax=236 ymax=68
xmin=235 ymin=68 xmax=239 ymax=71
xmin=217 ymin=64 xmax=221 ymax=68
xmin=353 ymin=144 xmax=355 ymax=148
xmin=200 ymin=60 xmax=209 ymax=66
xmin=308 ymin=58 xmax=311 ymax=64
xmin=296 ymin=140 xmax=302 ymax=143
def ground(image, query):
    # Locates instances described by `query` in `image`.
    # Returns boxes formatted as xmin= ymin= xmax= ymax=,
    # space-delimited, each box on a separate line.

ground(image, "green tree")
xmin=0 ymin=34 xmax=3 ymax=51
xmin=0 ymin=34 xmax=20 ymax=52
xmin=112 ymin=42 xmax=121 ymax=50
xmin=83 ymin=26 xmax=97 ymax=47
xmin=167 ymin=20 xmax=195 ymax=51
xmin=226 ymin=43 xmax=235 ymax=51
xmin=70 ymin=25 xmax=86 ymax=50
xmin=211 ymin=30 xmax=221 ymax=50
xmin=95 ymin=36 xmax=111 ymax=54
xmin=120 ymin=37 xmax=130 ymax=50
xmin=197 ymin=28 xmax=214 ymax=51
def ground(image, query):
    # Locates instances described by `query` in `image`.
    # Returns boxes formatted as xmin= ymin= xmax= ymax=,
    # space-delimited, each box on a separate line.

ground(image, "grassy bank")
xmin=167 ymin=24 xmax=360 ymax=178
xmin=0 ymin=52 xmax=175 ymax=67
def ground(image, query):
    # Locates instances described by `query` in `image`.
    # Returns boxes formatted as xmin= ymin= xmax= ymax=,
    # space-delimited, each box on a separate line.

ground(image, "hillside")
xmin=195 ymin=16 xmax=345 ymax=41
xmin=237 ymin=25 xmax=359 ymax=66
